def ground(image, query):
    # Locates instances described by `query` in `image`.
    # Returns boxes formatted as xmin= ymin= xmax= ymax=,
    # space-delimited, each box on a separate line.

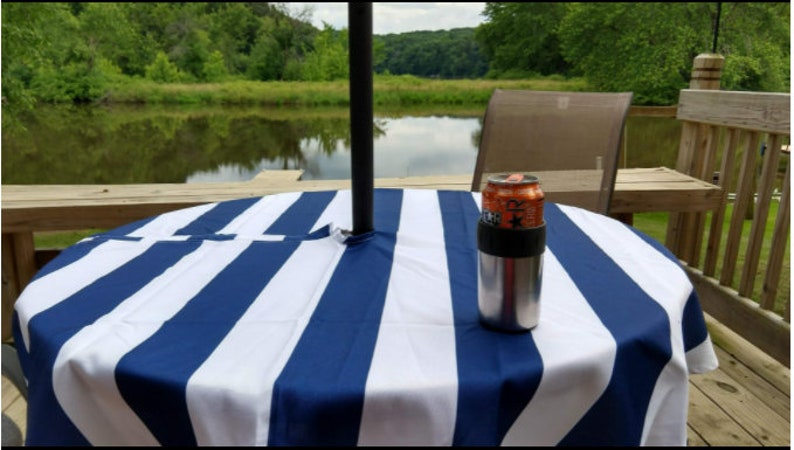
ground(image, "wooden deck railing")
xmin=665 ymin=88 xmax=790 ymax=366
xmin=654 ymin=54 xmax=791 ymax=367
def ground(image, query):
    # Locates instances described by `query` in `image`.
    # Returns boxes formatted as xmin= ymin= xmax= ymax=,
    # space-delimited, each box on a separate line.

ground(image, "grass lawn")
xmin=34 ymin=229 xmax=105 ymax=248
xmin=633 ymin=201 xmax=790 ymax=317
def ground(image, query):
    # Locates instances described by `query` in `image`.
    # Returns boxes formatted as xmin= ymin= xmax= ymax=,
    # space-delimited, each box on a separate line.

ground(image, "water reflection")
xmin=186 ymin=115 xmax=483 ymax=182
xmin=2 ymin=104 xmax=485 ymax=184
xmin=4 ymin=104 xmax=695 ymax=186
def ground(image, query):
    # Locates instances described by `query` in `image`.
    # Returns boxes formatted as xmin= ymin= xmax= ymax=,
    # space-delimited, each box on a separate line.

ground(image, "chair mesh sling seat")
xmin=471 ymin=90 xmax=633 ymax=215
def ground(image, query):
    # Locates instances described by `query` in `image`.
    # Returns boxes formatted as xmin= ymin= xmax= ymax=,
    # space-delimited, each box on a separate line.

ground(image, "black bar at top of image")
xmin=349 ymin=3 xmax=374 ymax=235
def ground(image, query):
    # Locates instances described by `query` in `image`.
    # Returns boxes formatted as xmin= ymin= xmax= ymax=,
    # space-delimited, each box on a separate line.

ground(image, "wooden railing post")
xmin=2 ymin=232 xmax=37 ymax=341
xmin=666 ymin=53 xmax=724 ymax=260
xmin=688 ymin=53 xmax=725 ymax=90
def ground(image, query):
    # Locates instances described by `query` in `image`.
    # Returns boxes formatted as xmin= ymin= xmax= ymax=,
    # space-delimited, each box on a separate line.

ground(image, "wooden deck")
xmin=2 ymin=313 xmax=788 ymax=446
xmin=688 ymin=315 xmax=790 ymax=446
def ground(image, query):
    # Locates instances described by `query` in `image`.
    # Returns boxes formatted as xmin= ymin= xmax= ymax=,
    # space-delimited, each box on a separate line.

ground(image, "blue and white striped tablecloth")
xmin=13 ymin=188 xmax=718 ymax=446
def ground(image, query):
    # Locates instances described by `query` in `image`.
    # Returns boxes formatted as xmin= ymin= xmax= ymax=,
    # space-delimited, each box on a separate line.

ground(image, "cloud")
xmin=286 ymin=2 xmax=486 ymax=35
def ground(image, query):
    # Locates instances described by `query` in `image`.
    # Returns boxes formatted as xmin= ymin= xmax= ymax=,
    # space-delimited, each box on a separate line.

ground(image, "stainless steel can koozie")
xmin=477 ymin=223 xmax=545 ymax=331
xmin=477 ymin=173 xmax=546 ymax=332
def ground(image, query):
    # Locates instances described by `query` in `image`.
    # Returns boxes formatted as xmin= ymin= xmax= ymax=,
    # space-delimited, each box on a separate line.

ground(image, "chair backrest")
xmin=471 ymin=89 xmax=633 ymax=215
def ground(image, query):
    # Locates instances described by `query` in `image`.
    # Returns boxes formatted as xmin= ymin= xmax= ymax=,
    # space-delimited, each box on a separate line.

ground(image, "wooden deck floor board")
xmin=712 ymin=345 xmax=789 ymax=419
xmin=687 ymin=423 xmax=709 ymax=446
xmin=688 ymin=378 xmax=761 ymax=445
xmin=690 ymin=366 xmax=789 ymax=445
xmin=2 ymin=377 xmax=26 ymax=440
xmin=704 ymin=315 xmax=790 ymax=396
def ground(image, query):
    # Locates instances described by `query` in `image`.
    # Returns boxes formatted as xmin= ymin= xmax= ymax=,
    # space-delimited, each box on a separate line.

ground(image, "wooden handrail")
xmin=2 ymin=167 xmax=718 ymax=233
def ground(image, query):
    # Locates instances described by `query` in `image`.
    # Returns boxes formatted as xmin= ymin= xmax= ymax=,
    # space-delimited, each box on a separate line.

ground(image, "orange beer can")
xmin=481 ymin=173 xmax=544 ymax=229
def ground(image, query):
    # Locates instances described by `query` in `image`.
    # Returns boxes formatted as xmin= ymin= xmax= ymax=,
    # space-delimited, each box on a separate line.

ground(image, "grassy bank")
xmin=104 ymin=75 xmax=590 ymax=106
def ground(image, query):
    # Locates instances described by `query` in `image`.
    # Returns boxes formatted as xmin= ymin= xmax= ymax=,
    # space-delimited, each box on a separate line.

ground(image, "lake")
xmin=3 ymin=104 xmax=684 ymax=185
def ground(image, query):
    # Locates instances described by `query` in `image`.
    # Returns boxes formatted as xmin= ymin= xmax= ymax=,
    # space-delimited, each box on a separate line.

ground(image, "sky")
xmin=285 ymin=3 xmax=487 ymax=35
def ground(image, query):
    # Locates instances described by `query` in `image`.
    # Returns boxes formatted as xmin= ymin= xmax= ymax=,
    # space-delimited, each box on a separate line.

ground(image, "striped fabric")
xmin=13 ymin=189 xmax=718 ymax=446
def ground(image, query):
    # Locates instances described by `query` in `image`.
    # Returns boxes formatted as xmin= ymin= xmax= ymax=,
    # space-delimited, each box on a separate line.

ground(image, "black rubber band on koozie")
xmin=477 ymin=221 xmax=546 ymax=258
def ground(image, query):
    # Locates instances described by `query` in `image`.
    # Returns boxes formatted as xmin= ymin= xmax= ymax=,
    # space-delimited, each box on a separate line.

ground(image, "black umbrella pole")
xmin=349 ymin=3 xmax=374 ymax=235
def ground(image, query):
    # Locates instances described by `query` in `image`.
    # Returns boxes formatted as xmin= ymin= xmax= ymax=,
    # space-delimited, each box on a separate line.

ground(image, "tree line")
xmin=2 ymin=2 xmax=789 ymax=117
xmin=476 ymin=3 xmax=789 ymax=104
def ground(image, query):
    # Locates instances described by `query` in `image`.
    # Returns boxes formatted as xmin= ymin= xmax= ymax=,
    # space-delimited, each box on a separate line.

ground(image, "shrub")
xmin=30 ymin=58 xmax=118 ymax=102
xmin=202 ymin=51 xmax=228 ymax=82
xmin=145 ymin=52 xmax=182 ymax=83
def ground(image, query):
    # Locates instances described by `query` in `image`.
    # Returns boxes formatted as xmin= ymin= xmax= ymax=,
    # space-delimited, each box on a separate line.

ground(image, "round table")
xmin=14 ymin=188 xmax=718 ymax=446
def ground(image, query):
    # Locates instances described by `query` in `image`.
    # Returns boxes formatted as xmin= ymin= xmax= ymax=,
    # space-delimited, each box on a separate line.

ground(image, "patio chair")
xmin=471 ymin=89 xmax=633 ymax=215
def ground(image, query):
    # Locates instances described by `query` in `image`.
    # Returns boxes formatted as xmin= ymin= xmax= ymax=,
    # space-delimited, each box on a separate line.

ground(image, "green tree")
xmin=154 ymin=3 xmax=211 ymax=80
xmin=246 ymin=11 xmax=317 ymax=81
xmin=202 ymin=50 xmax=228 ymax=82
xmin=3 ymin=3 xmax=121 ymax=106
xmin=301 ymin=24 xmax=348 ymax=81
xmin=1 ymin=2 xmax=75 ymax=124
xmin=146 ymin=51 xmax=182 ymax=83
xmin=375 ymin=28 xmax=487 ymax=79
xmin=76 ymin=3 xmax=155 ymax=77
xmin=124 ymin=2 xmax=182 ymax=49
xmin=476 ymin=3 xmax=569 ymax=78
xmin=30 ymin=58 xmax=117 ymax=103
xmin=557 ymin=3 xmax=704 ymax=104
xmin=475 ymin=2 xmax=789 ymax=104
xmin=170 ymin=27 xmax=211 ymax=81
xmin=246 ymin=20 xmax=287 ymax=81
xmin=717 ymin=3 xmax=790 ymax=92
xmin=556 ymin=2 xmax=789 ymax=104
xmin=206 ymin=2 xmax=261 ymax=75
